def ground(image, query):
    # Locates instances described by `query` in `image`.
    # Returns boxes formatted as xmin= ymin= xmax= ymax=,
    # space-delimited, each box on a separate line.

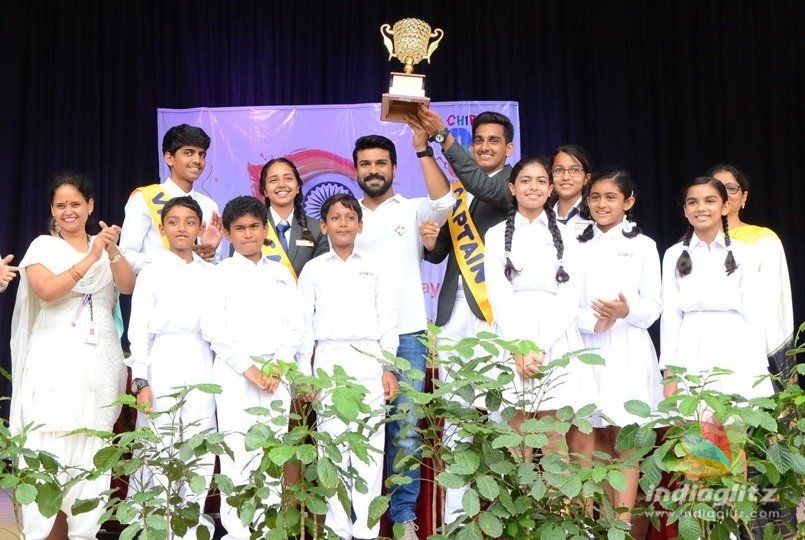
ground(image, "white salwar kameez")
xmin=201 ymin=252 xmax=306 ymax=540
xmin=127 ymin=250 xmax=216 ymax=538
xmin=576 ymin=220 xmax=663 ymax=427
xmin=660 ymin=232 xmax=774 ymax=398
xmin=484 ymin=212 xmax=598 ymax=413
xmin=11 ymin=235 xmax=126 ymax=539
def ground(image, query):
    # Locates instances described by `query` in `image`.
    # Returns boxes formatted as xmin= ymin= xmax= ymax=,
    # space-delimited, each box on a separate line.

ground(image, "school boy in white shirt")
xmin=127 ymin=196 xmax=216 ymax=538
xmin=120 ymin=124 xmax=223 ymax=273
xmin=298 ymin=193 xmax=398 ymax=540
xmin=202 ymin=196 xmax=307 ymax=540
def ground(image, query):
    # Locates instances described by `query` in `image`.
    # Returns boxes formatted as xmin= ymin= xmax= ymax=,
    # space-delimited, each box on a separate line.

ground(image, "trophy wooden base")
xmin=380 ymin=93 xmax=431 ymax=123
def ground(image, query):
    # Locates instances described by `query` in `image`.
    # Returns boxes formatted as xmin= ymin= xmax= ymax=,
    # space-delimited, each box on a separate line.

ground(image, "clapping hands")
xmin=592 ymin=293 xmax=630 ymax=333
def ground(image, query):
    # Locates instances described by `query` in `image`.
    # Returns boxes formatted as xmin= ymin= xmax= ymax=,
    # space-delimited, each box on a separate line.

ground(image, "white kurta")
xmin=201 ymin=252 xmax=306 ymax=540
xmin=576 ymin=220 xmax=663 ymax=426
xmin=660 ymin=232 xmax=774 ymax=398
xmin=120 ymin=177 xmax=221 ymax=273
xmin=484 ymin=211 xmax=598 ymax=412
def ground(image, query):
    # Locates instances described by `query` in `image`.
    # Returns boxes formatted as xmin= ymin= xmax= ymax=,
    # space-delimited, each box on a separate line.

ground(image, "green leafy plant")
xmin=224 ymin=357 xmax=396 ymax=540
xmin=70 ymin=383 xmax=231 ymax=540
xmin=387 ymin=325 xmax=634 ymax=539
xmin=617 ymin=356 xmax=804 ymax=540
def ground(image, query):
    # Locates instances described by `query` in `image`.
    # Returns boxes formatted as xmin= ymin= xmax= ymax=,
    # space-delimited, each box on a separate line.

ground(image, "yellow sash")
xmin=262 ymin=223 xmax=298 ymax=281
xmin=131 ymin=184 xmax=171 ymax=248
xmin=448 ymin=181 xmax=494 ymax=324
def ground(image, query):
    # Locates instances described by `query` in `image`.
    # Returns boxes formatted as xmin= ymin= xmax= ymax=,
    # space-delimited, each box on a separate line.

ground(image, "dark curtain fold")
xmin=0 ymin=0 xmax=802 ymax=411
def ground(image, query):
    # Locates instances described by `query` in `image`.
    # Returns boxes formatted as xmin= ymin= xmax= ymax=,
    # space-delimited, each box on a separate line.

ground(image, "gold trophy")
xmin=379 ymin=18 xmax=444 ymax=122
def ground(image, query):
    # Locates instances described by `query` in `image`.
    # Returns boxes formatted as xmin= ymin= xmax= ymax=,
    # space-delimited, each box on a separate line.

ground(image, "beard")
xmin=358 ymin=173 xmax=393 ymax=197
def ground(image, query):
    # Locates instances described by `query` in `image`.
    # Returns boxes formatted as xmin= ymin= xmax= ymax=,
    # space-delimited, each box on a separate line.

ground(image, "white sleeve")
xmin=274 ymin=266 xmax=308 ymax=372
xmin=297 ymin=266 xmax=317 ymax=371
xmin=483 ymin=229 xmax=520 ymax=340
xmin=659 ymin=249 xmax=682 ymax=370
xmin=416 ymin=192 xmax=455 ymax=227
xmin=127 ymin=265 xmax=157 ymax=379
xmin=538 ymin=244 xmax=583 ymax=350
xmin=376 ymin=262 xmax=399 ymax=353
xmin=759 ymin=235 xmax=794 ymax=354
xmin=622 ymin=240 xmax=662 ymax=329
xmin=200 ymin=267 xmax=253 ymax=375
xmin=574 ymin=250 xmax=598 ymax=334
xmin=120 ymin=192 xmax=153 ymax=274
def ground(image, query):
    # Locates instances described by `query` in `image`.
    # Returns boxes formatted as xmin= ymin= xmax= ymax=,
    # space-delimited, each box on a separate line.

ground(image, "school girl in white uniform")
xmin=661 ymin=177 xmax=774 ymax=399
xmin=484 ymin=156 xmax=598 ymax=463
xmin=574 ymin=170 xmax=663 ymax=522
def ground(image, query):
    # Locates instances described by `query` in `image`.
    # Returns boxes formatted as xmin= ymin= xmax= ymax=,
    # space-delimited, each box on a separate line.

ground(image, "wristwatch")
xmin=131 ymin=378 xmax=150 ymax=394
xmin=432 ymin=128 xmax=450 ymax=144
xmin=416 ymin=146 xmax=434 ymax=158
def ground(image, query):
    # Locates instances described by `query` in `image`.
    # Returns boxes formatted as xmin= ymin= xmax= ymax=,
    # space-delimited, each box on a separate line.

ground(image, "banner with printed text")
xmin=157 ymin=101 xmax=520 ymax=321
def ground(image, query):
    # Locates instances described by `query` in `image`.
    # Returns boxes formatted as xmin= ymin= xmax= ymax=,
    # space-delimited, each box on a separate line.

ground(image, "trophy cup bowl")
xmin=380 ymin=18 xmax=444 ymax=122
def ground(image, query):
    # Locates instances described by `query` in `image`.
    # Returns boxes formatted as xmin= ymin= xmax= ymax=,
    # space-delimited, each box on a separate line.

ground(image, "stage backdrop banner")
xmin=157 ymin=101 xmax=521 ymax=321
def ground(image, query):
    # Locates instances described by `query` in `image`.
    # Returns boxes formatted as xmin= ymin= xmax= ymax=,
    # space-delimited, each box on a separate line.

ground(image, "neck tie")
xmin=276 ymin=221 xmax=290 ymax=252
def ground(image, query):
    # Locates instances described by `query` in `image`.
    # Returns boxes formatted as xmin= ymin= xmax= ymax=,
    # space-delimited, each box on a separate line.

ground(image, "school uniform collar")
xmin=690 ymin=231 xmax=728 ymax=250
xmin=155 ymin=249 xmax=207 ymax=266
xmin=514 ymin=210 xmax=550 ymax=228
xmin=231 ymin=250 xmax=275 ymax=267
xmin=163 ymin=177 xmax=199 ymax=198
xmin=552 ymin=196 xmax=582 ymax=221
xmin=322 ymin=246 xmax=366 ymax=262
xmin=593 ymin=218 xmax=629 ymax=240
xmin=269 ymin=206 xmax=294 ymax=227
xmin=359 ymin=193 xmax=403 ymax=211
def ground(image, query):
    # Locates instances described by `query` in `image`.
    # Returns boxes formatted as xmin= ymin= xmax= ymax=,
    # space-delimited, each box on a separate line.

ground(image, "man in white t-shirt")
xmin=120 ymin=124 xmax=222 ymax=274
xmin=352 ymin=132 xmax=453 ymax=539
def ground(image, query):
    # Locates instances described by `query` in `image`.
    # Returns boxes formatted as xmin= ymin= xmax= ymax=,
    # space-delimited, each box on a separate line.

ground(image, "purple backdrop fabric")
xmin=157 ymin=101 xmax=520 ymax=321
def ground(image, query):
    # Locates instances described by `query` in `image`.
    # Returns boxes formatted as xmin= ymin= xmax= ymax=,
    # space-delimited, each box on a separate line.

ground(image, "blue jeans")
xmin=385 ymin=331 xmax=427 ymax=524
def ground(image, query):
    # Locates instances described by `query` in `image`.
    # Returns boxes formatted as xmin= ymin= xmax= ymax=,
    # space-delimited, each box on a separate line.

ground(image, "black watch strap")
xmin=131 ymin=378 xmax=150 ymax=394
xmin=416 ymin=146 xmax=434 ymax=158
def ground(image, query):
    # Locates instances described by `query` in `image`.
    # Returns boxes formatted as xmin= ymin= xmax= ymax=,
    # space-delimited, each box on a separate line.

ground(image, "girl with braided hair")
xmin=258 ymin=157 xmax=329 ymax=275
xmin=660 ymin=177 xmax=774 ymax=399
xmin=576 ymin=169 xmax=662 ymax=523
xmin=484 ymin=156 xmax=598 ymax=463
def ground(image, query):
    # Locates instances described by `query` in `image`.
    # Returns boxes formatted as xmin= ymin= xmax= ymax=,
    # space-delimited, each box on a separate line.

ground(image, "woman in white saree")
xmin=10 ymin=173 xmax=135 ymax=539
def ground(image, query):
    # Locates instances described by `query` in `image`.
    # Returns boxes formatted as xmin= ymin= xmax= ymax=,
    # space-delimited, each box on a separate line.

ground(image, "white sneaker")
xmin=401 ymin=520 xmax=419 ymax=540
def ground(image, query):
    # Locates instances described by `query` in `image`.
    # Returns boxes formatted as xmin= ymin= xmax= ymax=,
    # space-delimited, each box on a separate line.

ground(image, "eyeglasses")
xmin=723 ymin=183 xmax=742 ymax=195
xmin=551 ymin=166 xmax=585 ymax=177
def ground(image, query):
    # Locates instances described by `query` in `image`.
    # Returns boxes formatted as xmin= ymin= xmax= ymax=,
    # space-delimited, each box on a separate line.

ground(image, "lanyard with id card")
xmin=71 ymin=293 xmax=99 ymax=345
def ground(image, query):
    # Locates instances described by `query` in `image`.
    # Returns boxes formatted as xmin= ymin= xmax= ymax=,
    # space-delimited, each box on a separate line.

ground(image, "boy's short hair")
xmin=222 ymin=196 xmax=268 ymax=230
xmin=320 ymin=193 xmax=362 ymax=222
xmin=162 ymin=124 xmax=211 ymax=155
xmin=472 ymin=111 xmax=515 ymax=143
xmin=352 ymin=135 xmax=397 ymax=166
xmin=160 ymin=196 xmax=203 ymax=224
